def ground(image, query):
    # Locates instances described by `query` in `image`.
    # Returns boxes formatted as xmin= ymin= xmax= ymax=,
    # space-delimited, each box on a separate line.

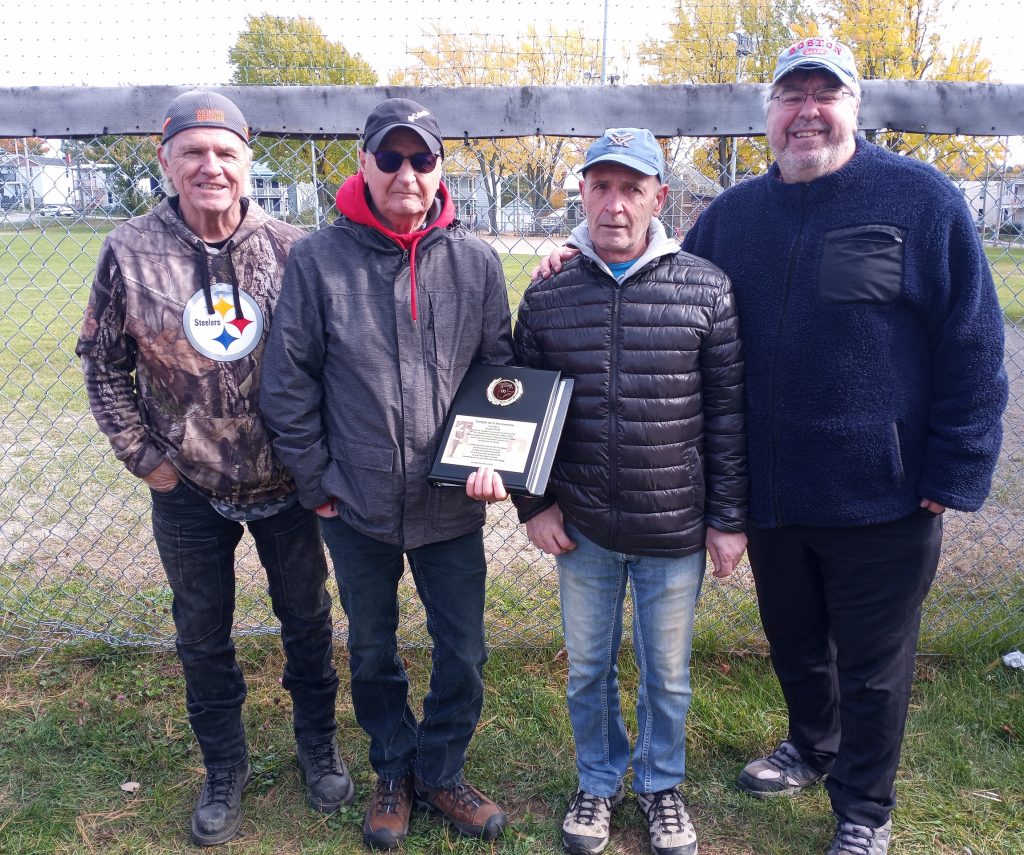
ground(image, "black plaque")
xmin=430 ymin=363 xmax=573 ymax=496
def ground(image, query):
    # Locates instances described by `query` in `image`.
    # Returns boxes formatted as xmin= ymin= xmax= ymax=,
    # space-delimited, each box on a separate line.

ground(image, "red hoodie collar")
xmin=334 ymin=173 xmax=456 ymax=321
xmin=335 ymin=172 xmax=455 ymax=247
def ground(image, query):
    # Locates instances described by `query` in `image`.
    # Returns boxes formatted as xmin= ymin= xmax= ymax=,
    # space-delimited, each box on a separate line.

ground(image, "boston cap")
xmin=772 ymin=38 xmax=859 ymax=91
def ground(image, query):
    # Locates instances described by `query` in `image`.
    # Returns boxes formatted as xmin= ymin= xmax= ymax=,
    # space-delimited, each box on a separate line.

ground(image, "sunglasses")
xmin=370 ymin=150 xmax=439 ymax=174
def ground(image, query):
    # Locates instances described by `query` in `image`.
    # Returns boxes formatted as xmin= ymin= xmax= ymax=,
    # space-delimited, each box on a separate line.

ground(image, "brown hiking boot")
xmin=363 ymin=775 xmax=413 ymax=850
xmin=414 ymin=777 xmax=507 ymax=840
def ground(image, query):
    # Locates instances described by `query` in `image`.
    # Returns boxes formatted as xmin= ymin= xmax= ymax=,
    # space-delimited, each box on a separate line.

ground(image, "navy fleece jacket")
xmin=684 ymin=137 xmax=1007 ymax=528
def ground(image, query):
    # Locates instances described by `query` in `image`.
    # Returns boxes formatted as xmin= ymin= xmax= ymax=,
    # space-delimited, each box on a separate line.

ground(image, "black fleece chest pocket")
xmin=818 ymin=225 xmax=905 ymax=304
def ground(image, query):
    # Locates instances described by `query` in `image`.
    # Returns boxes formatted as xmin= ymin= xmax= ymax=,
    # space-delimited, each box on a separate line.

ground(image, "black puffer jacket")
xmin=513 ymin=221 xmax=747 ymax=557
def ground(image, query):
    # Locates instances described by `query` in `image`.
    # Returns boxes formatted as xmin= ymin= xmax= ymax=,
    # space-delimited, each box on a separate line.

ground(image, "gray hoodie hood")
xmin=569 ymin=217 xmax=679 ymax=282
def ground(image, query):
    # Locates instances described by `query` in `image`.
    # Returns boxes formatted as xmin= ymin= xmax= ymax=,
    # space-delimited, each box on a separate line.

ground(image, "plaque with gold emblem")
xmin=430 ymin=363 xmax=574 ymax=496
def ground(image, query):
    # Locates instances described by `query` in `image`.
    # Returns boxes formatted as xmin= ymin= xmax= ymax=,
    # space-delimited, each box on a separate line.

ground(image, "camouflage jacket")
xmin=77 ymin=198 xmax=303 ymax=505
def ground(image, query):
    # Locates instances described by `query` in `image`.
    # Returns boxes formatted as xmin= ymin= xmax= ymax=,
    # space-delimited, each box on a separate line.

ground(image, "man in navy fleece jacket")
xmin=683 ymin=39 xmax=1008 ymax=855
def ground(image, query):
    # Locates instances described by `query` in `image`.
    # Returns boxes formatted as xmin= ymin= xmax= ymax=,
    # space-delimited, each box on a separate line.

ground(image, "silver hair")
xmin=157 ymin=135 xmax=253 ymax=197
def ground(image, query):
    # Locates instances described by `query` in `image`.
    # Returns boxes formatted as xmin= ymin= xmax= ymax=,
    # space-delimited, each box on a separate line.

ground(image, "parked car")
xmin=36 ymin=204 xmax=77 ymax=218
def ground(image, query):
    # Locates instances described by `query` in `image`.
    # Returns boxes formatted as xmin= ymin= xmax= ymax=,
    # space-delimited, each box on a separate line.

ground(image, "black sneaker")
xmin=737 ymin=740 xmax=825 ymax=797
xmin=190 ymin=761 xmax=251 ymax=846
xmin=296 ymin=737 xmax=356 ymax=813
xmin=826 ymin=816 xmax=892 ymax=855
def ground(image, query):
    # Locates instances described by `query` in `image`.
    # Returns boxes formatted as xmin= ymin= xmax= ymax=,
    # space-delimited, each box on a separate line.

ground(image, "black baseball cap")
xmin=162 ymin=89 xmax=249 ymax=144
xmin=362 ymin=98 xmax=443 ymax=155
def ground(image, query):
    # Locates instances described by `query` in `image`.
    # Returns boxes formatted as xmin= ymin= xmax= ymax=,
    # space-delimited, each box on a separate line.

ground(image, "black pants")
xmin=151 ymin=483 xmax=339 ymax=769
xmin=747 ymin=508 xmax=942 ymax=827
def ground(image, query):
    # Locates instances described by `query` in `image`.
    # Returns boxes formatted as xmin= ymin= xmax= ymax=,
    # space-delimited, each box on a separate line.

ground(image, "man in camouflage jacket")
xmin=76 ymin=90 xmax=353 ymax=847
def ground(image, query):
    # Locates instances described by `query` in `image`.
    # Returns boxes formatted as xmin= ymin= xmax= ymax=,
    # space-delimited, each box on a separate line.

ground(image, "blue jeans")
xmin=319 ymin=517 xmax=488 ymax=789
xmin=151 ymin=482 xmax=338 ymax=769
xmin=557 ymin=525 xmax=705 ymax=796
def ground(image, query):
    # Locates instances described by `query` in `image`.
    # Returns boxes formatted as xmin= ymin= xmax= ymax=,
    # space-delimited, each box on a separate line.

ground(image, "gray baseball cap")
xmin=772 ymin=38 xmax=859 ymax=91
xmin=162 ymin=90 xmax=249 ymax=144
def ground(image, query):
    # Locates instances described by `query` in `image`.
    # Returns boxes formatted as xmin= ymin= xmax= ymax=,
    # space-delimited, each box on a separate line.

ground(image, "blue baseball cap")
xmin=583 ymin=128 xmax=665 ymax=183
xmin=772 ymin=38 xmax=859 ymax=92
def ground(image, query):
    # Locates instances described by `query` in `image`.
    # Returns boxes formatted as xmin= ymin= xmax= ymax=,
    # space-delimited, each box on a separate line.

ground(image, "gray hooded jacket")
xmin=261 ymin=214 xmax=513 ymax=549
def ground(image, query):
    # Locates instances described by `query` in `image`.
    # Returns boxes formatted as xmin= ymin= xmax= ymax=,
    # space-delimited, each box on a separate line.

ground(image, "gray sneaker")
xmin=826 ymin=816 xmax=892 ymax=855
xmin=562 ymin=784 xmax=625 ymax=854
xmin=635 ymin=787 xmax=697 ymax=855
xmin=737 ymin=740 xmax=825 ymax=797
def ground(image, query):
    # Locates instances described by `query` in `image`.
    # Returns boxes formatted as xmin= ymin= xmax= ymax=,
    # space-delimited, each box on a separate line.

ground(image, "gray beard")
xmin=774 ymin=135 xmax=855 ymax=183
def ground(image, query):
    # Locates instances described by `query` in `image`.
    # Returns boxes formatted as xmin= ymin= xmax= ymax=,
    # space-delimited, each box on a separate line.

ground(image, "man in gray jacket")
xmin=78 ymin=90 xmax=351 ymax=846
xmin=511 ymin=129 xmax=747 ymax=855
xmin=261 ymin=98 xmax=512 ymax=850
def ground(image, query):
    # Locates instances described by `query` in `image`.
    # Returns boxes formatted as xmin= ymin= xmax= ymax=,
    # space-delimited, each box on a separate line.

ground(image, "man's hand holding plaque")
xmin=465 ymin=465 xmax=508 ymax=503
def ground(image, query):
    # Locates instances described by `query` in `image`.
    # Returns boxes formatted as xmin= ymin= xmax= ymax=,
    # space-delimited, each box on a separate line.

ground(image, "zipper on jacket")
xmin=607 ymin=276 xmax=623 ymax=545
xmin=767 ymin=186 xmax=808 ymax=527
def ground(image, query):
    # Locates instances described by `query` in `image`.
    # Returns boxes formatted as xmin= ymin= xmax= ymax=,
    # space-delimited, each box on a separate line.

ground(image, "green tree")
xmin=391 ymin=26 xmax=599 ymax=233
xmin=228 ymin=14 xmax=378 ymax=222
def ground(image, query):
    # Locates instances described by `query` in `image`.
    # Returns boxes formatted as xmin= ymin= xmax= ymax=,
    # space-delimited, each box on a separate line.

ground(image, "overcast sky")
xmin=3 ymin=0 xmax=1021 ymax=87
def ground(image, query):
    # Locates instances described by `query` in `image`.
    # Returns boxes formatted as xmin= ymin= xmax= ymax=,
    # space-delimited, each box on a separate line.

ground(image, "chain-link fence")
xmin=1 ymin=81 xmax=1022 ymax=657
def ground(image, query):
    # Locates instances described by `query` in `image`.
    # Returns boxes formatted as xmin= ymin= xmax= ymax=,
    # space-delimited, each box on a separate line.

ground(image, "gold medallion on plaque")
xmin=486 ymin=377 xmax=524 ymax=407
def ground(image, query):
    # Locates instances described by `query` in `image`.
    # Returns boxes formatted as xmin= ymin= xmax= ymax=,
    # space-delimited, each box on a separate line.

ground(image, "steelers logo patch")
xmin=182 ymin=283 xmax=264 ymax=362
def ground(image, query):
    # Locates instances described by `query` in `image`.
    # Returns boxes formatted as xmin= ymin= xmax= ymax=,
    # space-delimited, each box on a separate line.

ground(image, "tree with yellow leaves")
xmin=641 ymin=0 xmax=811 ymax=185
xmin=643 ymin=0 xmax=1003 ymax=182
xmin=391 ymin=26 xmax=599 ymax=233
xmin=821 ymin=0 xmax=1004 ymax=177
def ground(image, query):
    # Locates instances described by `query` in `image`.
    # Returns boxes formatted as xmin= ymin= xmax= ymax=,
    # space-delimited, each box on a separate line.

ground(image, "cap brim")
xmin=583 ymin=153 xmax=662 ymax=180
xmin=773 ymin=60 xmax=857 ymax=89
xmin=364 ymin=123 xmax=443 ymax=155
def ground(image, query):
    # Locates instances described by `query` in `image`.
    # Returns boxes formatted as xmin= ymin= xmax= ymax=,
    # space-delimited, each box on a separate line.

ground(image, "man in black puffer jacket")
xmin=512 ymin=128 xmax=747 ymax=855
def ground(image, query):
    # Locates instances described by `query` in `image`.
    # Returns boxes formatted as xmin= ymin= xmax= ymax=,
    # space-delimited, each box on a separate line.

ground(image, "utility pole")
xmin=729 ymin=32 xmax=756 ymax=187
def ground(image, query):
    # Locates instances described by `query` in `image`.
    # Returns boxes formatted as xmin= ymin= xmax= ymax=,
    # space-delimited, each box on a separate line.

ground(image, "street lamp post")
xmin=728 ymin=32 xmax=756 ymax=186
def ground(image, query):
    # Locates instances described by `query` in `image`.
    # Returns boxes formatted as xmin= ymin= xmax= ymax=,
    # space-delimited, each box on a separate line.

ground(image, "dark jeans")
xmin=747 ymin=508 xmax=942 ymax=827
xmin=151 ymin=482 xmax=338 ymax=770
xmin=319 ymin=517 xmax=488 ymax=789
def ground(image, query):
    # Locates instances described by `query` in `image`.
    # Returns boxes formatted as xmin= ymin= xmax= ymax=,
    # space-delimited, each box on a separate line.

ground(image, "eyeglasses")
xmin=770 ymin=87 xmax=854 ymax=109
xmin=370 ymin=150 xmax=439 ymax=174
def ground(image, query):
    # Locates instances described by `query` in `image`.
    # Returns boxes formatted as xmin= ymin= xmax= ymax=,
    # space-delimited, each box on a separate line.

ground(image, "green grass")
xmin=0 ymin=640 xmax=1021 ymax=854
xmin=985 ymin=245 xmax=1024 ymax=322
xmin=500 ymin=252 xmax=542 ymax=315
